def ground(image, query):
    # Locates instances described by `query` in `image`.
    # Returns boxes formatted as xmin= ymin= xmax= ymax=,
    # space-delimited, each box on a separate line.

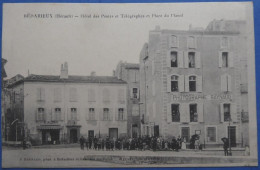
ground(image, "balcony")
xmin=240 ymin=83 xmax=248 ymax=93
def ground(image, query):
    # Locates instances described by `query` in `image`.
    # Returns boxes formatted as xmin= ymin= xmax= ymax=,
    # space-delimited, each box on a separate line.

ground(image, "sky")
xmin=2 ymin=2 xmax=248 ymax=78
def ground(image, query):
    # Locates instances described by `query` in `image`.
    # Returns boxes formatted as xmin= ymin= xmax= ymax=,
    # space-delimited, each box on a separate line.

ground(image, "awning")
xmin=37 ymin=125 xmax=62 ymax=130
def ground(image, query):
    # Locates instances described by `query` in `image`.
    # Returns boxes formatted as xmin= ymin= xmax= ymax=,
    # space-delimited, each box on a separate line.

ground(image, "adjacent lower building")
xmin=139 ymin=20 xmax=249 ymax=148
xmin=7 ymin=62 xmax=127 ymax=145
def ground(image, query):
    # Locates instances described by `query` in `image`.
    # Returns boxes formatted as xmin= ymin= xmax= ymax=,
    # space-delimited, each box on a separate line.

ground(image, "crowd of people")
xmin=79 ymin=134 xmax=202 ymax=151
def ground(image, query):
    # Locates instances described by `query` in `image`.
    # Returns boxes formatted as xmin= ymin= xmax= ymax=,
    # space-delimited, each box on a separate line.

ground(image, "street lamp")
xmin=228 ymin=116 xmax=232 ymax=156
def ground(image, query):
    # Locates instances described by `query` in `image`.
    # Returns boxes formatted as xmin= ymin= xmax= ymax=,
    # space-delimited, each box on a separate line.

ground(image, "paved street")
xmin=2 ymin=146 xmax=256 ymax=168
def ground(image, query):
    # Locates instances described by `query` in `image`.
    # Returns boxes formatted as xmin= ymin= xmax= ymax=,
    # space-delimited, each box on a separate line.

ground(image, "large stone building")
xmin=115 ymin=61 xmax=140 ymax=138
xmin=6 ymin=62 xmax=127 ymax=145
xmin=139 ymin=20 xmax=248 ymax=147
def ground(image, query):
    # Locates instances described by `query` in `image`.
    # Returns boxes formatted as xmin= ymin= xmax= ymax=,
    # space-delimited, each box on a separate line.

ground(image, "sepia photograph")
xmin=1 ymin=2 xmax=258 ymax=168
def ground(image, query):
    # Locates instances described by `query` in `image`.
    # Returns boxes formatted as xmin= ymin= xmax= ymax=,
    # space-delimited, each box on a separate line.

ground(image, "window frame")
xmin=188 ymin=52 xmax=196 ymax=68
xmin=205 ymin=125 xmax=218 ymax=143
xmin=189 ymin=76 xmax=197 ymax=92
xmin=171 ymin=104 xmax=180 ymax=122
xmin=103 ymin=108 xmax=110 ymax=121
xmin=171 ymin=75 xmax=179 ymax=92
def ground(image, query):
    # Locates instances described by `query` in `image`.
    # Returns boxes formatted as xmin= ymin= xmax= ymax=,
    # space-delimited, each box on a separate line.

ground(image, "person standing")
xmin=221 ymin=137 xmax=229 ymax=156
xmin=94 ymin=136 xmax=98 ymax=150
xmin=177 ymin=135 xmax=182 ymax=150
xmin=79 ymin=136 xmax=85 ymax=150
xmin=181 ymin=137 xmax=187 ymax=150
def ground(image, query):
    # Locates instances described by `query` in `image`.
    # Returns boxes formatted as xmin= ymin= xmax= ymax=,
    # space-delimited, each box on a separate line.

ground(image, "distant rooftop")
xmin=124 ymin=63 xmax=139 ymax=69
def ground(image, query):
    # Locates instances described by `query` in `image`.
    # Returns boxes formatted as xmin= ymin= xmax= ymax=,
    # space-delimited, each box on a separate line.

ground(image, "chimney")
xmin=60 ymin=62 xmax=68 ymax=79
xmin=90 ymin=71 xmax=96 ymax=76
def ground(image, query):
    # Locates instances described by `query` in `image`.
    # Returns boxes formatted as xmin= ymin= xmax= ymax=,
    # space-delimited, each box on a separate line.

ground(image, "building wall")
xmin=23 ymin=81 xmax=127 ymax=144
xmin=140 ymin=22 xmax=248 ymax=147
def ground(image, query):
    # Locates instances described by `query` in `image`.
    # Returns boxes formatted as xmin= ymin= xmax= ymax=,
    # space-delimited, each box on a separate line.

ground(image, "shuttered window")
xmin=37 ymin=88 xmax=45 ymax=101
xmin=89 ymin=108 xmax=95 ymax=120
xmin=71 ymin=108 xmax=77 ymax=120
xmin=190 ymin=104 xmax=198 ymax=122
xmin=103 ymin=108 xmax=109 ymax=121
xmin=171 ymin=104 xmax=180 ymax=122
xmin=188 ymin=36 xmax=196 ymax=49
xmin=169 ymin=35 xmax=178 ymax=48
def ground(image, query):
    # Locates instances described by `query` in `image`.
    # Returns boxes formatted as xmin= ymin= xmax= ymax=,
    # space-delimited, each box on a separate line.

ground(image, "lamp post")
xmin=228 ymin=116 xmax=232 ymax=156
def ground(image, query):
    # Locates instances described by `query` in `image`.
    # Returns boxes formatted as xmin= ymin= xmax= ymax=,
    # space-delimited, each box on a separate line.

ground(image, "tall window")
xmin=170 ymin=51 xmax=178 ymax=67
xmin=171 ymin=104 xmax=180 ymax=122
xmin=37 ymin=88 xmax=45 ymax=101
xmin=222 ymin=52 xmax=228 ymax=67
xmin=224 ymin=104 xmax=231 ymax=122
xmin=189 ymin=76 xmax=196 ymax=92
xmin=188 ymin=36 xmax=196 ymax=48
xmin=103 ymin=88 xmax=110 ymax=102
xmin=103 ymin=108 xmax=109 ymax=121
xmin=190 ymin=104 xmax=198 ymax=122
xmin=118 ymin=108 xmax=124 ymax=121
xmin=69 ymin=88 xmax=77 ymax=102
xmin=207 ymin=127 xmax=216 ymax=142
xmin=133 ymin=88 xmax=138 ymax=99
xmin=89 ymin=108 xmax=95 ymax=120
xmin=188 ymin=52 xmax=195 ymax=68
xmin=221 ymin=37 xmax=228 ymax=48
xmin=54 ymin=88 xmax=62 ymax=102
xmin=71 ymin=108 xmax=77 ymax=120
xmin=170 ymin=35 xmax=178 ymax=47
xmin=171 ymin=75 xmax=178 ymax=92
xmin=53 ymin=108 xmax=61 ymax=121
xmin=37 ymin=108 xmax=45 ymax=121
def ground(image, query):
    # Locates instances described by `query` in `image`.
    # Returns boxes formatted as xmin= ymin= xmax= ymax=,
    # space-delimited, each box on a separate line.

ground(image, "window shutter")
xmin=227 ymin=75 xmax=232 ymax=92
xmin=184 ymin=52 xmax=189 ymax=68
xmin=197 ymin=103 xmax=204 ymax=122
xmin=51 ymin=108 xmax=54 ymax=121
xmin=77 ymin=108 xmax=80 ymax=121
xmin=167 ymin=75 xmax=171 ymax=92
xmin=178 ymin=75 xmax=184 ymax=92
xmin=231 ymin=103 xmax=237 ymax=122
xmin=115 ymin=108 xmax=119 ymax=121
xmin=85 ymin=108 xmax=89 ymax=121
xmin=167 ymin=51 xmax=171 ymax=67
xmin=218 ymin=51 xmax=222 ymax=68
xmin=37 ymin=88 xmax=41 ymax=101
xmin=180 ymin=103 xmax=188 ymax=123
xmin=41 ymin=88 xmax=45 ymax=101
xmin=100 ymin=108 xmax=103 ymax=121
xmin=196 ymin=75 xmax=202 ymax=92
xmin=109 ymin=108 xmax=113 ymax=121
xmin=220 ymin=103 xmax=224 ymax=122
xmin=35 ymin=109 xmax=38 ymax=122
xmin=195 ymin=52 xmax=201 ymax=68
xmin=185 ymin=75 xmax=189 ymax=92
xmin=221 ymin=74 xmax=227 ymax=92
xmin=178 ymin=51 xmax=184 ymax=68
xmin=229 ymin=52 xmax=234 ymax=67
xmin=60 ymin=108 xmax=64 ymax=121
xmin=167 ymin=104 xmax=171 ymax=123
xmin=123 ymin=109 xmax=127 ymax=121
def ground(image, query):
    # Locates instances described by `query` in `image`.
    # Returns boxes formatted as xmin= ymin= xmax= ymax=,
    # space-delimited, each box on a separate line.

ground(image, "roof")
xmin=124 ymin=63 xmax=139 ymax=69
xmin=23 ymin=74 xmax=127 ymax=84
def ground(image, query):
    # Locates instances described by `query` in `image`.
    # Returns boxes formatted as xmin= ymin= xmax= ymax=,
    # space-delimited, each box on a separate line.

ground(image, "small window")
xmin=89 ymin=108 xmax=95 ymax=120
xmin=71 ymin=108 xmax=77 ymax=120
xmin=221 ymin=37 xmax=228 ymax=48
xmin=190 ymin=104 xmax=198 ymax=122
xmin=103 ymin=108 xmax=109 ymax=121
xmin=171 ymin=104 xmax=180 ymax=122
xmin=188 ymin=52 xmax=195 ymax=68
xmin=222 ymin=52 xmax=228 ymax=67
xmin=118 ymin=108 xmax=124 ymax=121
xmin=133 ymin=88 xmax=138 ymax=99
xmin=170 ymin=35 xmax=178 ymax=47
xmin=207 ymin=127 xmax=216 ymax=142
xmin=170 ymin=51 xmax=178 ymax=67
xmin=171 ymin=75 xmax=178 ymax=92
xmin=37 ymin=88 xmax=45 ymax=101
xmin=224 ymin=104 xmax=231 ymax=122
xmin=188 ymin=36 xmax=196 ymax=48
xmin=54 ymin=108 xmax=61 ymax=121
xmin=189 ymin=76 xmax=196 ymax=92
xmin=37 ymin=108 xmax=45 ymax=121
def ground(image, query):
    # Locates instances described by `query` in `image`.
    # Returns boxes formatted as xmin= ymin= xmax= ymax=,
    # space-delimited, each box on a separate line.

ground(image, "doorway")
xmin=109 ymin=128 xmax=118 ymax=139
xmin=181 ymin=127 xmax=190 ymax=142
xmin=70 ymin=129 xmax=78 ymax=143
xmin=41 ymin=129 xmax=60 ymax=145
xmin=154 ymin=125 xmax=159 ymax=137
xmin=228 ymin=126 xmax=236 ymax=147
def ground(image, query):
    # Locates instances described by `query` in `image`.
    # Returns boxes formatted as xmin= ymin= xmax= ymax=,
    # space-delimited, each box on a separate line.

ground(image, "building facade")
xmin=7 ymin=62 xmax=128 ymax=145
xmin=115 ymin=61 xmax=140 ymax=138
xmin=139 ymin=20 xmax=248 ymax=147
